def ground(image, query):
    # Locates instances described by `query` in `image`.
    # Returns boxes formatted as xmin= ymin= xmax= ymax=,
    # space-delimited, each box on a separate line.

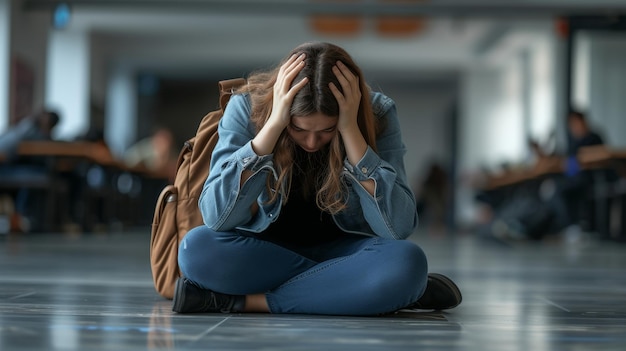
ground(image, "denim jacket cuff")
xmin=343 ymin=146 xmax=380 ymax=181
xmin=236 ymin=141 xmax=274 ymax=172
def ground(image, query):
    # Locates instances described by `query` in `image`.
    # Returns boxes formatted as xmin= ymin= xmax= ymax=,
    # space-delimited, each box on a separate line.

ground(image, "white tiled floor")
xmin=1 ymin=229 xmax=625 ymax=350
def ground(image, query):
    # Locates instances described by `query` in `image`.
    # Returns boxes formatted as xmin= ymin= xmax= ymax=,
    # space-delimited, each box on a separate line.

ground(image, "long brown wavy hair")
xmin=237 ymin=42 xmax=379 ymax=214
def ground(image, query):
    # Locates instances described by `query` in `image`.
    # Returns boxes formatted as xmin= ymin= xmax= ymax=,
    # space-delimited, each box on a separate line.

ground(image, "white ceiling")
xmin=23 ymin=0 xmax=626 ymax=79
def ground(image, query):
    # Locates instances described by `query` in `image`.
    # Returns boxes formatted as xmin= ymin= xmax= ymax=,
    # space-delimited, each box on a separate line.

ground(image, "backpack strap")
xmin=218 ymin=78 xmax=246 ymax=112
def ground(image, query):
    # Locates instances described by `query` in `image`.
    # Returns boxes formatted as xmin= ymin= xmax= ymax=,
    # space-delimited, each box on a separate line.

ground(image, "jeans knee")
xmin=177 ymin=226 xmax=229 ymax=284
xmin=359 ymin=240 xmax=428 ymax=304
xmin=178 ymin=227 xmax=258 ymax=292
xmin=380 ymin=241 xmax=429 ymax=303
xmin=178 ymin=226 xmax=209 ymax=274
xmin=407 ymin=243 xmax=428 ymax=278
xmin=389 ymin=241 xmax=428 ymax=285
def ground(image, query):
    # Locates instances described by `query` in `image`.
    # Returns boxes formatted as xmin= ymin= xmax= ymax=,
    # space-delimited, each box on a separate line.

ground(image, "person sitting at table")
xmin=566 ymin=110 xmax=604 ymax=160
xmin=551 ymin=110 xmax=605 ymax=235
xmin=122 ymin=127 xmax=177 ymax=181
xmin=0 ymin=109 xmax=61 ymax=232
xmin=483 ymin=111 xmax=606 ymax=241
xmin=0 ymin=109 xmax=60 ymax=160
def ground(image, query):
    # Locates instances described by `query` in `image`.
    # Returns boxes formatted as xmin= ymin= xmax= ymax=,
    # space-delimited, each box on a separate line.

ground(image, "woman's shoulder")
xmin=226 ymin=92 xmax=252 ymax=111
xmin=369 ymin=90 xmax=396 ymax=117
xmin=222 ymin=93 xmax=252 ymax=121
xmin=219 ymin=93 xmax=254 ymax=132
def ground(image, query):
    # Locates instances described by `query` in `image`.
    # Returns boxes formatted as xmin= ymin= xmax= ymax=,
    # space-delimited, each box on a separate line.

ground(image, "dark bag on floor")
xmin=497 ymin=189 xmax=557 ymax=240
xmin=150 ymin=78 xmax=245 ymax=299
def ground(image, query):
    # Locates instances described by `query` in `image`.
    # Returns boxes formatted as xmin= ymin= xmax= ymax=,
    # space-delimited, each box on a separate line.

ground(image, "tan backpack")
xmin=150 ymin=78 xmax=245 ymax=299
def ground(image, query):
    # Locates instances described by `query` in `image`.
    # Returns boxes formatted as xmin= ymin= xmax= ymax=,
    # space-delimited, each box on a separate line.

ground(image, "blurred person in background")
xmin=123 ymin=127 xmax=177 ymax=181
xmin=500 ymin=110 xmax=606 ymax=240
xmin=550 ymin=110 xmax=605 ymax=234
xmin=0 ymin=109 xmax=60 ymax=160
xmin=0 ymin=109 xmax=61 ymax=232
xmin=414 ymin=160 xmax=450 ymax=234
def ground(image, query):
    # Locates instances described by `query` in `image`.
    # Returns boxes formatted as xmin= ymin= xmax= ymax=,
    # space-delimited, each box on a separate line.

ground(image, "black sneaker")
xmin=172 ymin=277 xmax=244 ymax=313
xmin=408 ymin=273 xmax=462 ymax=310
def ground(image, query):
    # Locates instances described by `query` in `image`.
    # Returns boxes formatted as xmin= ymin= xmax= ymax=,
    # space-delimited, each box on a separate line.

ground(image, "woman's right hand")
xmin=267 ymin=53 xmax=309 ymax=130
xmin=251 ymin=53 xmax=308 ymax=157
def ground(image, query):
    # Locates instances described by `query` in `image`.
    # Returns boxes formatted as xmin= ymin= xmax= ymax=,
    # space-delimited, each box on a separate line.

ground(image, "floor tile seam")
xmin=7 ymin=291 xmax=37 ymax=300
xmin=538 ymin=297 xmax=571 ymax=312
xmin=189 ymin=316 xmax=231 ymax=342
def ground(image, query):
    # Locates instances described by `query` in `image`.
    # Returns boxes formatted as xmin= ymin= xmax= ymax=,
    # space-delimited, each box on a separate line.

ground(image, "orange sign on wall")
xmin=376 ymin=0 xmax=427 ymax=37
xmin=310 ymin=0 xmax=364 ymax=36
xmin=309 ymin=0 xmax=428 ymax=37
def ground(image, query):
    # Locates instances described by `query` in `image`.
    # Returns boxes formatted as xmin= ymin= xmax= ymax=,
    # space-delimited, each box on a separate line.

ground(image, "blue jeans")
xmin=178 ymin=226 xmax=428 ymax=315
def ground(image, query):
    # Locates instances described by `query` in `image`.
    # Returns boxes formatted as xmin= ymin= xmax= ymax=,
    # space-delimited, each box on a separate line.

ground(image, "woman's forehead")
xmin=291 ymin=113 xmax=338 ymax=131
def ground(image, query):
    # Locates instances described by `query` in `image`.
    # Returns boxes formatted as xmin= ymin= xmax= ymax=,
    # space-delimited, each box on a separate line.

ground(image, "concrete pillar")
xmin=529 ymin=36 xmax=558 ymax=150
xmin=106 ymin=65 xmax=137 ymax=158
xmin=45 ymin=29 xmax=90 ymax=140
xmin=588 ymin=33 xmax=626 ymax=148
xmin=0 ymin=0 xmax=10 ymax=133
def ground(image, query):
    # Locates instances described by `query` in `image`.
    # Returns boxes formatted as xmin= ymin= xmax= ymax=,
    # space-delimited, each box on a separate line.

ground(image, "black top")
xmin=261 ymin=147 xmax=345 ymax=247
xmin=567 ymin=131 xmax=604 ymax=156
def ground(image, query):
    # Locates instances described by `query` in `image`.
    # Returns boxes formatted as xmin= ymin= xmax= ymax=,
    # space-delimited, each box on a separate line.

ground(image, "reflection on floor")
xmin=1 ymin=229 xmax=625 ymax=351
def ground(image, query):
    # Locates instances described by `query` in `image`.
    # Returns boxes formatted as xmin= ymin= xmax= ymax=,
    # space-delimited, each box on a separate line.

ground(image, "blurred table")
xmin=479 ymin=145 xmax=626 ymax=241
xmin=2 ymin=140 xmax=170 ymax=232
xmin=482 ymin=146 xmax=626 ymax=191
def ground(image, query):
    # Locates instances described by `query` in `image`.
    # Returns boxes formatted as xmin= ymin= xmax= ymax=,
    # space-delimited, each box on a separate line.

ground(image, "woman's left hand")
xmin=329 ymin=61 xmax=361 ymax=134
xmin=329 ymin=61 xmax=374 ymax=195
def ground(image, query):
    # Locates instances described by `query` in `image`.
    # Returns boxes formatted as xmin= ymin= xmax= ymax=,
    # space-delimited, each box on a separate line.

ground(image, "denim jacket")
xmin=199 ymin=91 xmax=418 ymax=240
